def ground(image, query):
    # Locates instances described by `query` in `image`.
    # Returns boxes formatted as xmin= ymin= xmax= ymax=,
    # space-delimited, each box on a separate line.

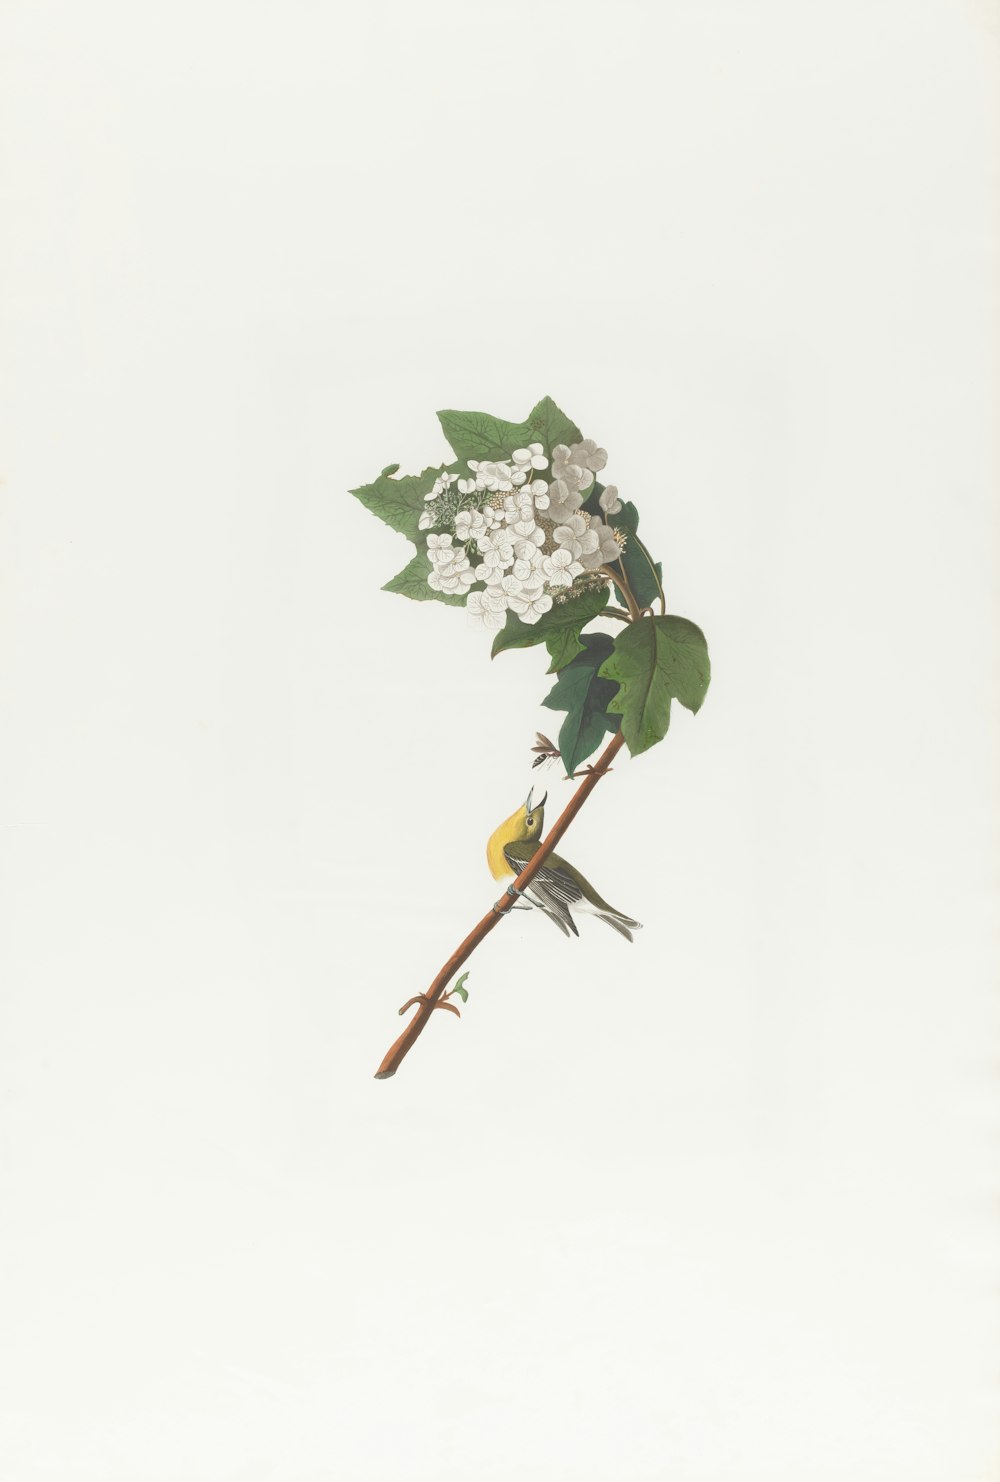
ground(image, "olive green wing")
xmin=503 ymin=841 xmax=582 ymax=936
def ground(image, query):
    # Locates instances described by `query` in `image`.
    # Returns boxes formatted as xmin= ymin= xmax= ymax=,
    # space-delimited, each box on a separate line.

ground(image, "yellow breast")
xmin=486 ymin=806 xmax=524 ymax=881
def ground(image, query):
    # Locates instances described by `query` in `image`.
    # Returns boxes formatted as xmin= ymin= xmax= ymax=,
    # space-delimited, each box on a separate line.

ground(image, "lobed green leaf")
xmin=437 ymin=410 xmax=535 ymax=464
xmin=542 ymin=633 xmax=621 ymax=775
xmin=525 ymin=396 xmax=583 ymax=453
xmin=598 ymin=615 xmax=710 ymax=757
xmin=437 ymin=396 xmax=585 ymax=467
xmin=350 ymin=464 xmax=444 ymax=543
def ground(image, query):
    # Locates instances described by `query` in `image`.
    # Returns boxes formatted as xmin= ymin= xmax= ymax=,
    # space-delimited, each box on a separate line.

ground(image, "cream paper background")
xmin=1 ymin=2 xmax=998 ymax=1478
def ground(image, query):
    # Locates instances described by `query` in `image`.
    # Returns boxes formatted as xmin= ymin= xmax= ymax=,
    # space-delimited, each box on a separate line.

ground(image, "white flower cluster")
xmin=420 ymin=439 xmax=626 ymax=632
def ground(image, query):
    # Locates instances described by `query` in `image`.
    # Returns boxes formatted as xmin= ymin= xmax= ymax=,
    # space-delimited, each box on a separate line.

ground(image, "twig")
xmin=373 ymin=730 xmax=627 ymax=1080
xmin=601 ymin=565 xmax=640 ymax=620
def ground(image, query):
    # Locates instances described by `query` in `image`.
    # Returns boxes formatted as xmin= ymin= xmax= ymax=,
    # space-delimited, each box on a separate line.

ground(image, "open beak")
xmin=525 ymin=787 xmax=548 ymax=813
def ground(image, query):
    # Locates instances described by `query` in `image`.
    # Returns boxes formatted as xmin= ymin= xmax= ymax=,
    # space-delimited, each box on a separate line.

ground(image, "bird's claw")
xmin=493 ymin=884 xmax=531 ymax=915
xmin=397 ymin=993 xmax=461 ymax=1019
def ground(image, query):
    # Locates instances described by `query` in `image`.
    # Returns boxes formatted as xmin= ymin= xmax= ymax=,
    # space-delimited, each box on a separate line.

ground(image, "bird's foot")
xmin=566 ymin=762 xmax=613 ymax=780
xmin=492 ymin=884 xmax=531 ymax=914
xmin=397 ymin=993 xmax=461 ymax=1019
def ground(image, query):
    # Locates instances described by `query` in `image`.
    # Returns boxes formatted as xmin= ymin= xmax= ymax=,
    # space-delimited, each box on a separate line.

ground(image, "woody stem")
xmin=374 ymin=729 xmax=627 ymax=1080
xmin=601 ymin=566 xmax=640 ymax=620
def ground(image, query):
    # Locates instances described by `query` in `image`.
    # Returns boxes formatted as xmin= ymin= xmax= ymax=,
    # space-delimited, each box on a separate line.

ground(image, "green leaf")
xmin=382 ymin=550 xmax=467 ymax=607
xmin=437 ymin=397 xmax=584 ymax=464
xmin=352 ymin=461 xmax=475 ymax=607
xmin=578 ymin=491 xmax=663 ymax=610
xmin=350 ymin=464 xmax=441 ymax=543
xmin=491 ymin=585 xmax=610 ymax=668
xmin=542 ymin=634 xmax=621 ymax=774
xmin=598 ymin=615 xmax=710 ymax=756
xmin=525 ymin=396 xmax=582 ymax=453
xmin=610 ymin=501 xmax=663 ymax=611
xmin=437 ymin=409 xmax=535 ymax=464
xmin=655 ymin=616 xmax=711 ymax=714
xmin=449 ymin=971 xmax=470 ymax=1004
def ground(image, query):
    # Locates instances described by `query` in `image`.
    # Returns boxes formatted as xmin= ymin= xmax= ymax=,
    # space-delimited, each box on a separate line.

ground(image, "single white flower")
xmin=429 ymin=558 xmax=472 ymax=592
xmin=455 ymin=508 xmax=490 ymax=543
xmin=456 ymin=477 xmax=477 ymax=495
xmin=577 ymin=516 xmax=621 ymax=570
xmin=467 ymin=590 xmax=506 ymax=631
xmin=568 ymin=438 xmax=607 ymax=474
xmin=418 ymin=509 xmax=434 ymax=530
xmin=594 ymin=517 xmax=623 ymax=563
xmin=426 ymin=470 xmax=458 ymax=501
xmin=476 ymin=530 xmax=515 ymax=568
xmin=475 ymin=460 xmax=517 ymax=493
xmin=550 ymin=446 xmax=587 ymax=489
xmin=512 ymin=442 xmax=549 ymax=470
xmin=599 ymin=484 xmax=622 ymax=516
xmin=512 ymin=536 xmax=542 ymax=564
xmin=510 ymin=557 xmax=535 ymax=582
xmin=502 ymin=490 xmax=534 ymax=524
xmin=510 ymin=517 xmax=545 ymax=546
xmin=540 ymin=548 xmax=583 ymax=589
xmin=546 ymin=479 xmax=585 ymax=523
xmin=554 ymin=514 xmax=600 ymax=561
xmin=508 ymin=585 xmax=554 ymax=624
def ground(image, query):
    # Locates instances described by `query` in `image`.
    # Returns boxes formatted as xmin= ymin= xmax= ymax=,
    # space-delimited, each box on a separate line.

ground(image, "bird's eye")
xmin=526 ymin=815 xmax=533 ymax=825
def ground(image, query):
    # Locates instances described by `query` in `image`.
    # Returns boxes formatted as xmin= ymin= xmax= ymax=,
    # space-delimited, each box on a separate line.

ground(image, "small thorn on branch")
xmin=398 ymin=993 xmax=461 ymax=1019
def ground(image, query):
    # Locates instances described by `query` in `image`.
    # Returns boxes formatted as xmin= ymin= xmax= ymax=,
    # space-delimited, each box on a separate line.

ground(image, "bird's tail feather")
xmin=528 ymin=892 xmax=579 ymax=937
xmin=541 ymin=906 xmax=573 ymax=937
xmin=598 ymin=911 xmax=641 ymax=942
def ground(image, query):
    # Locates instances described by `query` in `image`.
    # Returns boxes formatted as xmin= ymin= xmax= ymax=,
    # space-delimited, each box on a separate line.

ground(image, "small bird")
xmin=487 ymin=787 xmax=642 ymax=941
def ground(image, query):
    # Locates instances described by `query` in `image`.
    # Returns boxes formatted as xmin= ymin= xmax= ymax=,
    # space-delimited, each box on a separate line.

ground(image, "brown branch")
xmin=374 ymin=729 xmax=627 ymax=1080
xmin=601 ymin=564 xmax=640 ymax=620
